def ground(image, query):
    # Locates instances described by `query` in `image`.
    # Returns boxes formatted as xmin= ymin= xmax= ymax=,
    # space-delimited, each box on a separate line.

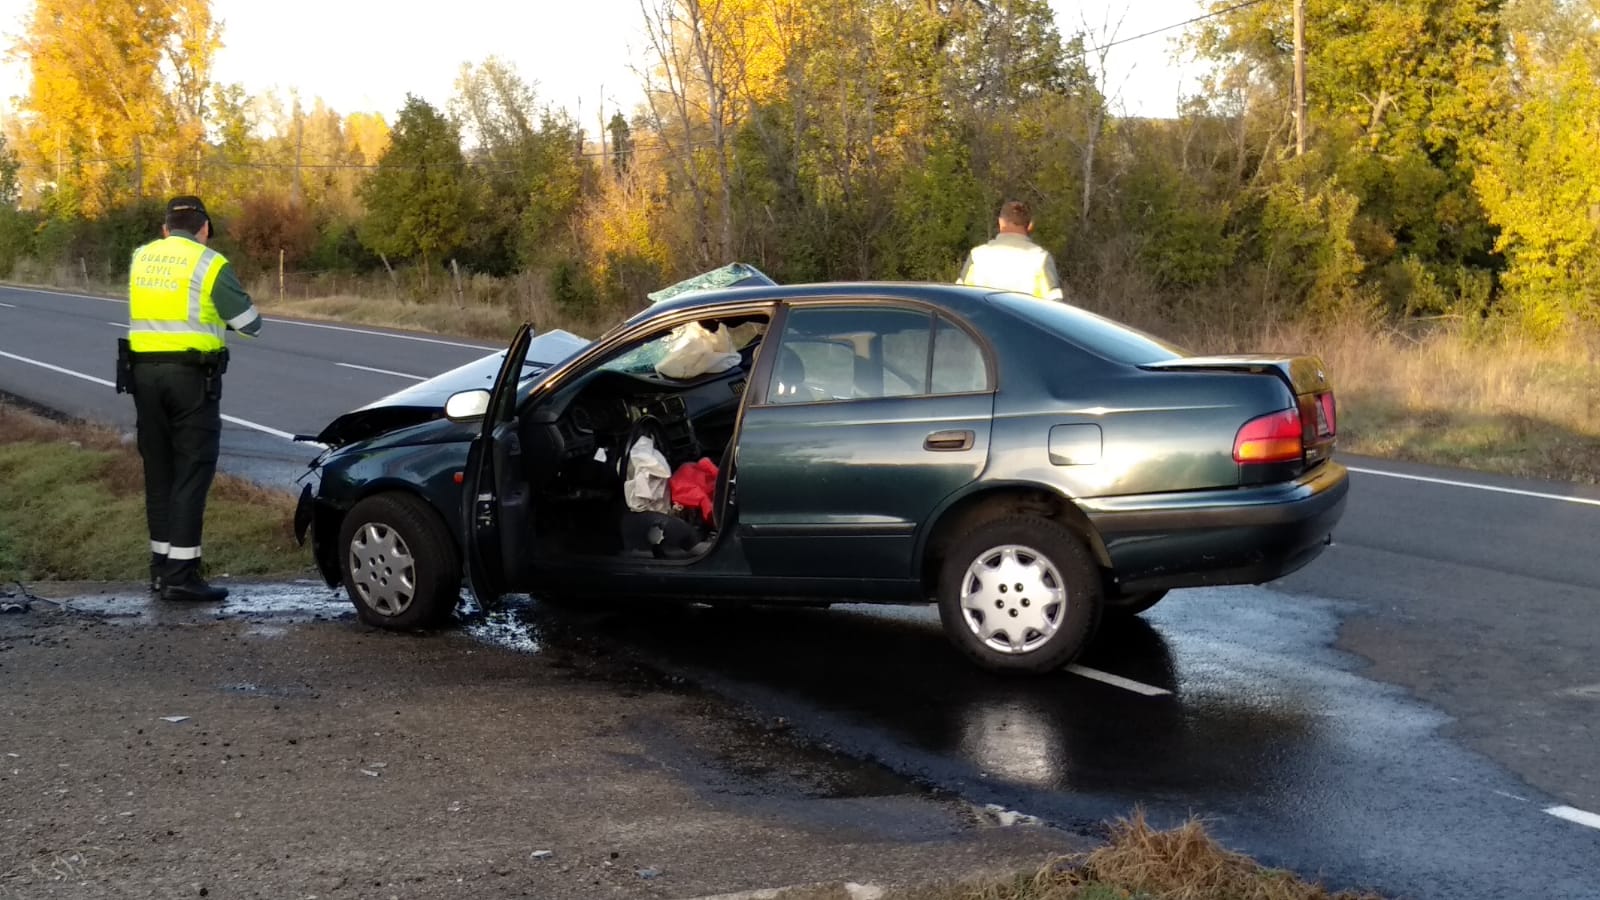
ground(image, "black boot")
xmin=150 ymin=553 xmax=166 ymax=592
xmin=159 ymin=559 xmax=228 ymax=603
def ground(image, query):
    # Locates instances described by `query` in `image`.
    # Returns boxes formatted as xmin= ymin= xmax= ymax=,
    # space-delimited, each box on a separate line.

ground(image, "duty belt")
xmin=129 ymin=348 xmax=229 ymax=369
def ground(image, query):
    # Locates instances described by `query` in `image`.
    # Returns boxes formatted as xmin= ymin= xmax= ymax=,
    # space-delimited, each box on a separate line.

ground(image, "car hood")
xmin=311 ymin=328 xmax=591 ymax=448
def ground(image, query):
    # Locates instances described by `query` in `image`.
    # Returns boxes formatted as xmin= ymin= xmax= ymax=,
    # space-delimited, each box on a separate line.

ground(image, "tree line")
xmin=1 ymin=0 xmax=1597 ymax=336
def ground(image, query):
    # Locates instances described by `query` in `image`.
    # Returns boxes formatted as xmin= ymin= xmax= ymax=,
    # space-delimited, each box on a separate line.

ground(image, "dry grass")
xmin=1236 ymin=320 xmax=1600 ymax=482
xmin=758 ymin=811 xmax=1382 ymax=900
xmin=253 ymin=292 xmax=634 ymax=343
xmin=255 ymin=293 xmax=529 ymax=341
xmin=1061 ymin=811 xmax=1380 ymax=900
xmin=0 ymin=401 xmax=310 ymax=582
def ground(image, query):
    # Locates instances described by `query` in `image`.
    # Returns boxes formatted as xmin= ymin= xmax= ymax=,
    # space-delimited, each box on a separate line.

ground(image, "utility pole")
xmin=133 ymin=135 xmax=143 ymax=203
xmin=1293 ymin=0 xmax=1307 ymax=156
xmin=292 ymin=106 xmax=305 ymax=205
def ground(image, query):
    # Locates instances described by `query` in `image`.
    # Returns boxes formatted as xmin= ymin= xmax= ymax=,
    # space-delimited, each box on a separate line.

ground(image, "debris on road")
xmin=1 ymin=583 xmax=34 ymax=614
xmin=159 ymin=716 xmax=191 ymax=724
xmin=530 ymin=850 xmax=553 ymax=861
xmin=980 ymin=803 xmax=1042 ymax=827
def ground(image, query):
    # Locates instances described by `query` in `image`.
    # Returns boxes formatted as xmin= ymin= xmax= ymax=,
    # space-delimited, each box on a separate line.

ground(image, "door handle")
xmin=924 ymin=429 xmax=974 ymax=452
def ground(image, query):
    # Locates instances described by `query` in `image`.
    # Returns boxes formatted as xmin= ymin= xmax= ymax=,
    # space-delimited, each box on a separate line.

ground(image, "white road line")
xmin=1347 ymin=465 xmax=1600 ymax=509
xmin=0 ymin=349 xmax=115 ymax=388
xmin=1545 ymin=805 xmax=1600 ymax=831
xmin=105 ymin=321 xmax=125 ymax=328
xmin=0 ymin=302 xmax=16 ymax=308
xmin=0 ymin=284 xmax=113 ymax=303
xmin=221 ymin=414 xmax=298 ymax=441
xmin=336 ymin=362 xmax=426 ymax=380
xmin=2 ymin=283 xmax=502 ymax=350
xmin=0 ymin=349 xmax=298 ymax=442
xmin=1066 ymin=664 xmax=1173 ymax=697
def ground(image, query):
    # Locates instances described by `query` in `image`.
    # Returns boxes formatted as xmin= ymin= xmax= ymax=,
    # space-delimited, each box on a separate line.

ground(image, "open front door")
xmin=462 ymin=323 xmax=536 ymax=608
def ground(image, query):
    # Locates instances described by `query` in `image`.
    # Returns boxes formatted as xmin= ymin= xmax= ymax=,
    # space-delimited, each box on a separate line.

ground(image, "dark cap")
xmin=166 ymin=195 xmax=208 ymax=217
xmin=164 ymin=195 xmax=213 ymax=235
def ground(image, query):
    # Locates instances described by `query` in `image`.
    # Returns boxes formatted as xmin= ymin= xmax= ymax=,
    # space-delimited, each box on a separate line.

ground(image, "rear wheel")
xmin=1103 ymin=589 xmax=1168 ymax=617
xmin=936 ymin=516 xmax=1100 ymax=674
xmin=339 ymin=493 xmax=461 ymax=629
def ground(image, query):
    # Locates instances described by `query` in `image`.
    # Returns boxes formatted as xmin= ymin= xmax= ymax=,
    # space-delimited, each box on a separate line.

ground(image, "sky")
xmin=0 ymin=0 xmax=1211 ymax=130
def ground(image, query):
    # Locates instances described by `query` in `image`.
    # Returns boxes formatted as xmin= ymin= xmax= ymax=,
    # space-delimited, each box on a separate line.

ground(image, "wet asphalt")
xmin=54 ymin=577 xmax=1600 ymax=900
xmin=497 ymin=592 xmax=1600 ymax=900
xmin=8 ymin=283 xmax=1600 ymax=899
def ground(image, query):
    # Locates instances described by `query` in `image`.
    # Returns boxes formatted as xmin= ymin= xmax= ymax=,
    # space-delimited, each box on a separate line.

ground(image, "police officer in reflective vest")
xmin=956 ymin=199 xmax=1066 ymax=302
xmin=120 ymin=196 xmax=261 ymax=602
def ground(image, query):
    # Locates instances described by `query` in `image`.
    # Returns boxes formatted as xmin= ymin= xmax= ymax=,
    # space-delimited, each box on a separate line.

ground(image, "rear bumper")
xmin=1082 ymin=460 xmax=1349 ymax=593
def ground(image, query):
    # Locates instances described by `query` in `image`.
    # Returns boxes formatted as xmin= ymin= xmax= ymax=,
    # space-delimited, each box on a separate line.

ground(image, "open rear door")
xmin=462 ymin=323 xmax=536 ymax=608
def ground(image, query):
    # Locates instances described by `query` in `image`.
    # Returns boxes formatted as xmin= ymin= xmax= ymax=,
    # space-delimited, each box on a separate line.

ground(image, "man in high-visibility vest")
xmin=121 ymin=196 xmax=261 ymax=602
xmin=956 ymin=200 xmax=1066 ymax=302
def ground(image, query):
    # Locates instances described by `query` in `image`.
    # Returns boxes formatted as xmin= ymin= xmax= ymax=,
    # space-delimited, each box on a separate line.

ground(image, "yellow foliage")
xmin=15 ymin=0 xmax=220 ymax=213
xmin=345 ymin=112 xmax=391 ymax=166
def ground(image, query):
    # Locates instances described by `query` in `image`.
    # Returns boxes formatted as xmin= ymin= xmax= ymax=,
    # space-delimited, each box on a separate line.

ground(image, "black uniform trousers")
xmin=131 ymin=361 xmax=222 ymax=555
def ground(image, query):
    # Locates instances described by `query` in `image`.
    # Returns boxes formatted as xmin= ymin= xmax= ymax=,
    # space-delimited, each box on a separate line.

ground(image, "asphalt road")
xmin=0 ymin=282 xmax=502 ymax=486
xmin=3 ymin=282 xmax=1598 ymax=899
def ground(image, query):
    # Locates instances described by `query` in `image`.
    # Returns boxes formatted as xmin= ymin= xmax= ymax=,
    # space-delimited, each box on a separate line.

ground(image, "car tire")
xmin=936 ymin=516 xmax=1100 ymax=674
xmin=339 ymin=492 xmax=461 ymax=629
xmin=1103 ymin=589 xmax=1168 ymax=617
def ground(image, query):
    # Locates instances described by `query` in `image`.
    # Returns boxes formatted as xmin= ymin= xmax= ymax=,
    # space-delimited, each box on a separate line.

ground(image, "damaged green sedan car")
xmin=299 ymin=271 xmax=1347 ymax=673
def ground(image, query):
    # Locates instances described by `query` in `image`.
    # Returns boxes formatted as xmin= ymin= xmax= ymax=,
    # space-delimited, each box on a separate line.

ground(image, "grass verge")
xmin=1256 ymin=321 xmax=1600 ymax=484
xmin=0 ymin=401 xmax=310 ymax=583
xmin=778 ymin=812 xmax=1382 ymax=899
xmin=254 ymin=293 xmax=531 ymax=342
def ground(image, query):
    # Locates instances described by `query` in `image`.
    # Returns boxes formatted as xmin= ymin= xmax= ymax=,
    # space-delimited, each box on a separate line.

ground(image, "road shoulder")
xmin=0 ymin=598 xmax=1083 ymax=898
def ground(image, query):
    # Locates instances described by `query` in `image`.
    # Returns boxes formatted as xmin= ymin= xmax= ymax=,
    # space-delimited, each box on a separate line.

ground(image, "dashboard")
xmin=526 ymin=367 xmax=741 ymax=498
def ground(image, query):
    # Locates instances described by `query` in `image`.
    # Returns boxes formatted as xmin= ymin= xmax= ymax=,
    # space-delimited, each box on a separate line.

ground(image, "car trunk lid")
xmin=1140 ymin=355 xmax=1337 ymax=472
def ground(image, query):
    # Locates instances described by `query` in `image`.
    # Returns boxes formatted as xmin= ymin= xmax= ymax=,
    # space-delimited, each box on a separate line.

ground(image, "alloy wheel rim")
xmin=958 ymin=543 xmax=1067 ymax=654
xmin=348 ymin=522 xmax=417 ymax=617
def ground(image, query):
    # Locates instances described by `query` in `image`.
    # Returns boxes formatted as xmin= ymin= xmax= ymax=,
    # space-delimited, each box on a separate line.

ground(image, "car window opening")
xmin=520 ymin=312 xmax=773 ymax=565
xmin=768 ymin=307 xmax=991 ymax=404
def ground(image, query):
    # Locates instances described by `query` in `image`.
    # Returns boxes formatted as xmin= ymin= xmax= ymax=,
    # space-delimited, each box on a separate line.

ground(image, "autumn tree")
xmin=359 ymin=96 xmax=471 ymax=289
xmin=608 ymin=112 xmax=633 ymax=177
xmin=1473 ymin=0 xmax=1600 ymax=330
xmin=1188 ymin=0 xmax=1510 ymax=314
xmin=451 ymin=58 xmax=590 ymax=275
xmin=0 ymin=136 xmax=28 ymax=277
xmin=13 ymin=0 xmax=221 ymax=213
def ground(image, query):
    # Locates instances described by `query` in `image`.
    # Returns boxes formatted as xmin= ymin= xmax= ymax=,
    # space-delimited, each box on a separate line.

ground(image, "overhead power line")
xmin=1085 ymin=0 xmax=1272 ymax=56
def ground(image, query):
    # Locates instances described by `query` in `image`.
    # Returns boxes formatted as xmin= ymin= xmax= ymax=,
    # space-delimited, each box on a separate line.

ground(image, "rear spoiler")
xmin=1138 ymin=355 xmax=1331 ymax=397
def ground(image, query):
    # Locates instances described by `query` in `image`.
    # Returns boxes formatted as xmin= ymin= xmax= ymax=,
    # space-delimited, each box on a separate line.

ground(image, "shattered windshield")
xmin=645 ymin=262 xmax=775 ymax=304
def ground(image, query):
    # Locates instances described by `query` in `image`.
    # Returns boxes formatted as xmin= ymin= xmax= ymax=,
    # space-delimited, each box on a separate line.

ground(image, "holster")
xmin=203 ymin=348 xmax=229 ymax=401
xmin=115 ymin=339 xmax=135 ymax=395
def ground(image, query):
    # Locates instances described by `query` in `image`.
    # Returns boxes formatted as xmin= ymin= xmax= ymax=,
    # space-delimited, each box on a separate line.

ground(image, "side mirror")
xmin=444 ymin=389 xmax=492 ymax=421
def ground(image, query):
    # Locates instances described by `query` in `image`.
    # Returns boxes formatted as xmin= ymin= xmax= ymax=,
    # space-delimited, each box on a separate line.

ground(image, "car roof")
xmin=627 ymin=281 xmax=1000 ymax=326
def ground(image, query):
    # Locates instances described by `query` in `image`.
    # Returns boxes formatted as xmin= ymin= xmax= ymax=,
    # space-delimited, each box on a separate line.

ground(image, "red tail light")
xmin=1234 ymin=409 xmax=1304 ymax=464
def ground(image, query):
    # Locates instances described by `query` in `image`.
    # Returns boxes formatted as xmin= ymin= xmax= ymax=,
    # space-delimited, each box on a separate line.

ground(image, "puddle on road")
xmin=59 ymin=580 xmax=352 ymax=626
xmin=458 ymin=597 xmax=542 ymax=655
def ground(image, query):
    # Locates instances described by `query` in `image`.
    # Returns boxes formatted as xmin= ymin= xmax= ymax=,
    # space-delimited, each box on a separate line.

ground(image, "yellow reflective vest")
xmin=956 ymin=233 xmax=1065 ymax=302
xmin=127 ymin=236 xmax=229 ymax=353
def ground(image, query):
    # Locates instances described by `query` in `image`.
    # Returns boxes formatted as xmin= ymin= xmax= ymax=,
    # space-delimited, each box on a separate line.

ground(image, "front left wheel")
xmin=936 ymin=516 xmax=1101 ymax=674
xmin=338 ymin=492 xmax=461 ymax=629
